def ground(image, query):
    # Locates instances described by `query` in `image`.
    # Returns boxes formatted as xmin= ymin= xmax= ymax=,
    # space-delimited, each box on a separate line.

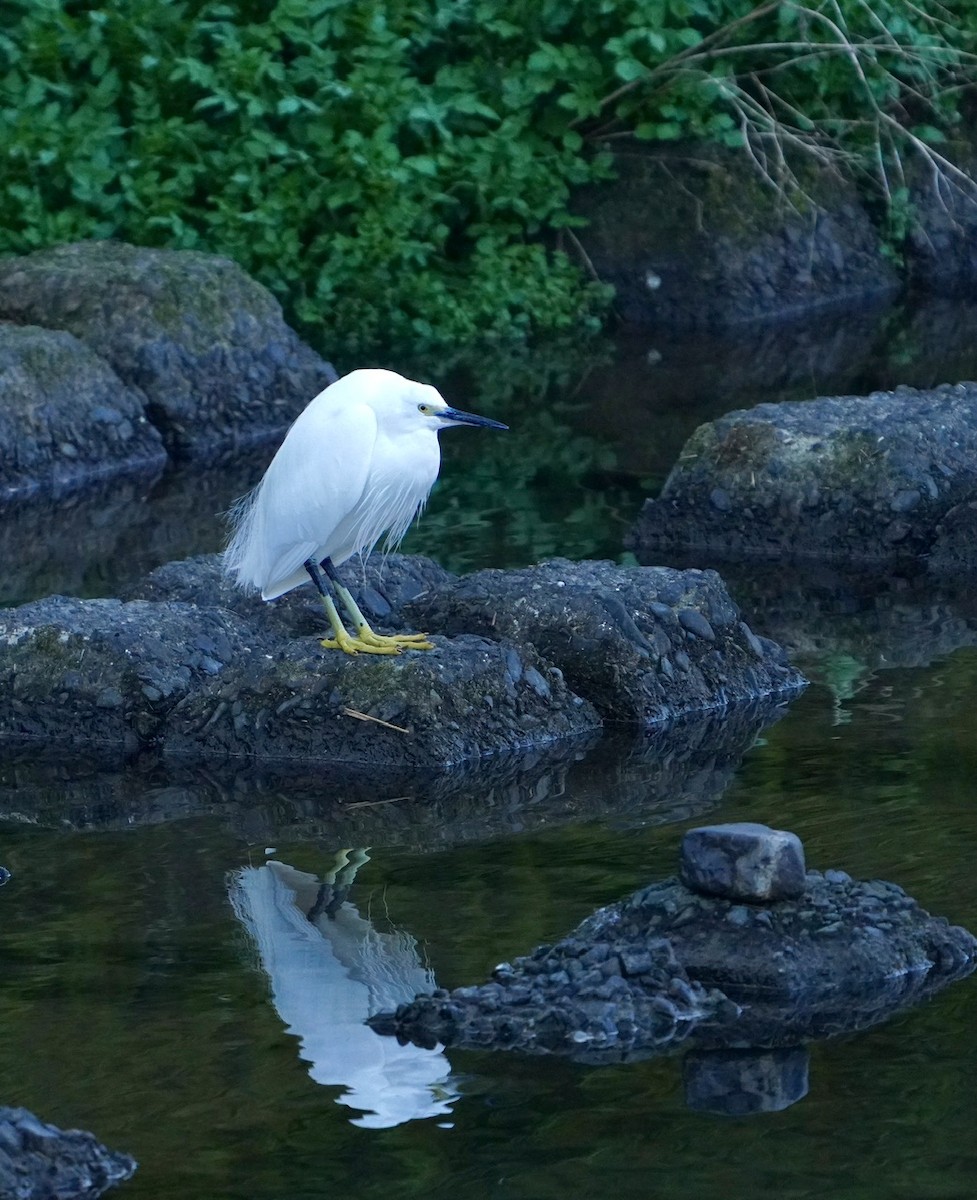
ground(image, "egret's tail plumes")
xmin=224 ymin=481 xmax=318 ymax=601
xmin=222 ymin=486 xmax=263 ymax=594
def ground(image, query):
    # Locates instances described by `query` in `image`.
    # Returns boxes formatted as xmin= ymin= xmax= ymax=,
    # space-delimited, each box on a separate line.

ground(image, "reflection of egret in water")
xmin=229 ymin=850 xmax=457 ymax=1129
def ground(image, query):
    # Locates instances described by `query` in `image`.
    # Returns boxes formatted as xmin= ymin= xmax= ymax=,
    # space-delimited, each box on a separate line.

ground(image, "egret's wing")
xmin=246 ymin=398 xmax=379 ymax=596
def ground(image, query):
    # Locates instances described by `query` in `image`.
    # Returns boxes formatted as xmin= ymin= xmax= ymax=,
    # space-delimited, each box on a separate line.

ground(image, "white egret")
xmin=224 ymin=368 xmax=507 ymax=654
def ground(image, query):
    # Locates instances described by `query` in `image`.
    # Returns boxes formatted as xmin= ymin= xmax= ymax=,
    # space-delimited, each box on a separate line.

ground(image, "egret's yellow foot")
xmin=356 ymin=626 xmax=435 ymax=652
xmin=318 ymin=585 xmax=434 ymax=652
xmin=319 ymin=631 xmax=401 ymax=655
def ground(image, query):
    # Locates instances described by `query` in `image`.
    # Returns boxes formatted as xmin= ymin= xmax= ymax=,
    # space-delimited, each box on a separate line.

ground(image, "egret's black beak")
xmin=442 ymin=406 xmax=508 ymax=431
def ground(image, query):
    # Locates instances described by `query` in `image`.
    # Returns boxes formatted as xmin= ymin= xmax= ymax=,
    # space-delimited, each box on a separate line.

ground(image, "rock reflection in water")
xmin=228 ymin=854 xmax=456 ymax=1129
xmin=695 ymin=562 xmax=977 ymax=716
xmin=0 ymin=699 xmax=789 ymax=847
xmin=0 ymin=447 xmax=269 ymax=608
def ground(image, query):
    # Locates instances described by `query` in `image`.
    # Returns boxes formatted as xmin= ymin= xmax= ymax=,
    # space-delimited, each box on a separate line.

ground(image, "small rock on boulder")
xmin=680 ymin=822 xmax=806 ymax=902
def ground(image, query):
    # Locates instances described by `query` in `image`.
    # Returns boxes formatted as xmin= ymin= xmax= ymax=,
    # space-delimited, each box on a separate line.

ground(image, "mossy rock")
xmin=0 ymin=322 xmax=166 ymax=500
xmin=0 ymin=241 xmax=337 ymax=454
xmin=630 ymin=382 xmax=977 ymax=567
xmin=571 ymin=143 xmax=898 ymax=328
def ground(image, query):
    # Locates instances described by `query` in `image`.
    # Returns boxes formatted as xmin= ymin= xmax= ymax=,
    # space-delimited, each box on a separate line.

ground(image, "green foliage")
xmin=0 ymin=0 xmax=973 ymax=354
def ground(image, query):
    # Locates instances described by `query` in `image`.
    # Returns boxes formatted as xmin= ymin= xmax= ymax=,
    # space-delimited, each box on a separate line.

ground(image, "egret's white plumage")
xmin=226 ymin=369 xmax=447 ymax=599
xmin=224 ymin=367 xmax=506 ymax=653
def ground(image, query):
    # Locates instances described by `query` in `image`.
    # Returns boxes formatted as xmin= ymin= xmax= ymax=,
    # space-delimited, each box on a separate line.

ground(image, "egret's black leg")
xmin=318 ymin=556 xmax=434 ymax=652
xmin=319 ymin=556 xmax=343 ymax=586
xmin=304 ymin=558 xmax=332 ymax=598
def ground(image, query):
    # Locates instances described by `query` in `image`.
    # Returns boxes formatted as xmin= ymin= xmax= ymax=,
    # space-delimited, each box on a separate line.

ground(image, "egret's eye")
xmin=418 ymin=403 xmax=432 ymax=415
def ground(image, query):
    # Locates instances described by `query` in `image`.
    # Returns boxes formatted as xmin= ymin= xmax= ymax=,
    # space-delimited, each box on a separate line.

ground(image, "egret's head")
xmin=351 ymin=369 xmax=508 ymax=436
xmin=413 ymin=384 xmax=509 ymax=434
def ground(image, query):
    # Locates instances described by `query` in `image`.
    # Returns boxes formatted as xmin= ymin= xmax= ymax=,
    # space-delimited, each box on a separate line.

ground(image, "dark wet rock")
xmin=372 ymin=854 xmax=976 ymax=1062
xmin=0 ymin=324 xmax=166 ymax=501
xmin=405 ymin=558 xmax=805 ymax=724
xmin=0 ymin=1106 xmax=135 ymax=1199
xmin=680 ymin=823 xmax=806 ymax=902
xmin=0 ymin=241 xmax=336 ymax=456
xmin=0 ymin=594 xmax=256 ymax=754
xmin=0 ymin=867 xmax=9 ymax=885
xmin=683 ymin=1047 xmax=809 ymax=1116
xmin=928 ymin=499 xmax=977 ymax=575
xmin=0 ymin=553 xmax=806 ymax=768
xmin=629 ymin=383 xmax=977 ymax=569
xmin=639 ymin=873 xmax=976 ymax=1002
xmin=164 ymin=632 xmax=596 ymax=769
xmin=0 ymin=585 xmax=596 ymax=769
xmin=571 ymin=145 xmax=898 ymax=329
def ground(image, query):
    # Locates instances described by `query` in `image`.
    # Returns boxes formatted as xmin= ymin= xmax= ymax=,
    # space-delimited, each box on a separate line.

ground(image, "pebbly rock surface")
xmin=928 ymin=499 xmax=977 ymax=576
xmin=0 ymin=1106 xmax=136 ymax=1199
xmin=163 ymin=631 xmax=595 ymax=768
xmin=0 ymin=324 xmax=166 ymax=501
xmin=0 ymin=554 xmax=805 ymax=769
xmin=0 ymin=588 xmax=596 ymax=771
xmin=629 ymin=383 xmax=977 ymax=569
xmin=372 ymin=861 xmax=976 ymax=1062
xmin=630 ymin=872 xmax=976 ymax=1002
xmin=368 ymin=923 xmax=719 ymax=1059
xmin=404 ymin=558 xmax=805 ymax=724
xmin=0 ymin=241 xmax=336 ymax=456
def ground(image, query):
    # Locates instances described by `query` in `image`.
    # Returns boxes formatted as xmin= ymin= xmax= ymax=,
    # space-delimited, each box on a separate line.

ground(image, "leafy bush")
xmin=0 ymin=0 xmax=973 ymax=356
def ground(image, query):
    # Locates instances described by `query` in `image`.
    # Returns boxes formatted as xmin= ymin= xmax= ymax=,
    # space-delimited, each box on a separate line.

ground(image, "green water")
xmin=2 ymin=667 xmax=976 ymax=1198
xmin=3 ymin=304 xmax=977 ymax=1197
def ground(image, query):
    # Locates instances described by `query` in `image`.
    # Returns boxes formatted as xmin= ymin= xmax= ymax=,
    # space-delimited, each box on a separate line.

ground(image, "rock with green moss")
xmin=0 ymin=554 xmax=804 ymax=768
xmin=0 ymin=324 xmax=166 ymax=500
xmin=0 ymin=577 xmax=598 ymax=769
xmin=0 ymin=241 xmax=336 ymax=455
xmin=571 ymin=145 xmax=898 ymax=328
xmin=629 ymin=382 xmax=977 ymax=568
